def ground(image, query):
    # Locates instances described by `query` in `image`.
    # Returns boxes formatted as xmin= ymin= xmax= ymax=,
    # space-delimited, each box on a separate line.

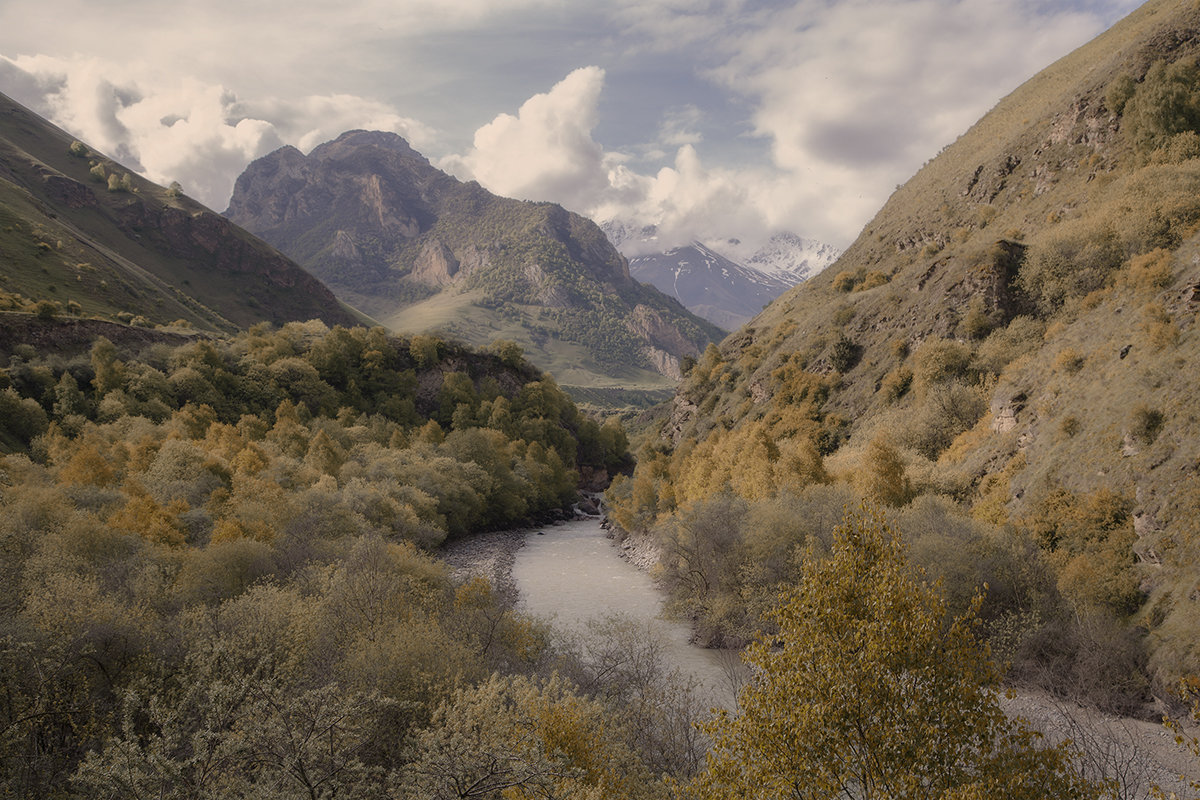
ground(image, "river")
xmin=510 ymin=517 xmax=738 ymax=708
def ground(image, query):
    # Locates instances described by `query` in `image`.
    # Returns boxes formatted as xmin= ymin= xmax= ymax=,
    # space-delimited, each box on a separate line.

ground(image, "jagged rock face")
xmin=226 ymin=131 xmax=443 ymax=287
xmin=225 ymin=130 xmax=722 ymax=381
xmin=628 ymin=304 xmax=695 ymax=356
xmin=411 ymin=239 xmax=460 ymax=288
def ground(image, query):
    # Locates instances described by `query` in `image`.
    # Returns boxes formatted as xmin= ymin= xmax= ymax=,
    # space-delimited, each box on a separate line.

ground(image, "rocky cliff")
xmin=226 ymin=131 xmax=723 ymax=390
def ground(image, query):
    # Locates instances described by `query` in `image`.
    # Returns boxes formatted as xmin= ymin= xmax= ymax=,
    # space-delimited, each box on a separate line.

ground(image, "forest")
xmin=0 ymin=320 xmax=727 ymax=799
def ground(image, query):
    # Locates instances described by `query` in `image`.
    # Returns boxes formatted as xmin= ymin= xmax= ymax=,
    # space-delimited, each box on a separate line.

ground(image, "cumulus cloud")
xmin=609 ymin=0 xmax=1143 ymax=245
xmin=1 ymin=55 xmax=433 ymax=210
xmin=441 ymin=67 xmax=616 ymax=212
xmin=445 ymin=68 xmax=793 ymax=254
xmin=0 ymin=0 xmax=1146 ymax=251
xmin=445 ymin=1 xmax=1144 ymax=251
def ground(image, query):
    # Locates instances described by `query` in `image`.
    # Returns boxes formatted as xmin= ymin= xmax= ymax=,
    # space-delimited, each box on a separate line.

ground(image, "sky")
xmin=0 ymin=0 xmax=1144 ymax=253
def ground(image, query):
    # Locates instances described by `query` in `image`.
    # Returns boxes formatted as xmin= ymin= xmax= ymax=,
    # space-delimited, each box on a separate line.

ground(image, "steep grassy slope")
xmin=226 ymin=132 xmax=722 ymax=394
xmin=614 ymin=0 xmax=1200 ymax=699
xmin=0 ymin=92 xmax=363 ymax=332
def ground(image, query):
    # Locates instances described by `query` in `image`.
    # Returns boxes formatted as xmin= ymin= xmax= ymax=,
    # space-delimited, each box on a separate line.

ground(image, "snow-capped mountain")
xmin=625 ymin=242 xmax=790 ymax=331
xmin=600 ymin=221 xmax=842 ymax=330
xmin=742 ymin=233 xmax=842 ymax=285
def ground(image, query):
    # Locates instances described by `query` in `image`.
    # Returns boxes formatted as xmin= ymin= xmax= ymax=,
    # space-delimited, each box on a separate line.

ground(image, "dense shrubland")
xmin=610 ymin=9 xmax=1200 ymax=727
xmin=0 ymin=320 xmax=724 ymax=799
xmin=683 ymin=509 xmax=1104 ymax=800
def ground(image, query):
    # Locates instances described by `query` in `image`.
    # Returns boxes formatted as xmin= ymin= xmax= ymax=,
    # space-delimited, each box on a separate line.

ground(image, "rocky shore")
xmin=439 ymin=528 xmax=528 ymax=607
xmin=606 ymin=522 xmax=663 ymax=571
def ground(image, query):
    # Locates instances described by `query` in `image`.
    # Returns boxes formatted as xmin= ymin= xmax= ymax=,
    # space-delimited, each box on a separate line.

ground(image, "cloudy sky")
xmin=0 ymin=0 xmax=1142 ymax=252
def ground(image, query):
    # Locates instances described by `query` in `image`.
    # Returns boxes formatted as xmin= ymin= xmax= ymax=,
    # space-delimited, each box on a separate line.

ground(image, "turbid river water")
xmin=510 ymin=517 xmax=738 ymax=707
xmin=504 ymin=519 xmax=1199 ymax=795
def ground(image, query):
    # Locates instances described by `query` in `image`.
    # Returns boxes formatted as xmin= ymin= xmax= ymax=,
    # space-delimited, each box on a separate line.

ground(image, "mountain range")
xmin=224 ymin=131 xmax=724 ymax=397
xmin=600 ymin=224 xmax=840 ymax=329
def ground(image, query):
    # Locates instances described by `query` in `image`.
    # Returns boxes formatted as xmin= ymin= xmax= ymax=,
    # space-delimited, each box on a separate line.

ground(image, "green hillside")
xmin=0 ymin=92 xmax=364 ymax=333
xmin=611 ymin=0 xmax=1200 ymax=711
xmin=0 ymin=320 xmax=680 ymax=798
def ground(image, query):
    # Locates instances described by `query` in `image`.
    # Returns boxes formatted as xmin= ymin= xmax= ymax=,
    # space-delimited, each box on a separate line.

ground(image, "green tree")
xmin=1124 ymin=59 xmax=1200 ymax=156
xmin=688 ymin=506 xmax=1104 ymax=800
xmin=51 ymin=371 xmax=89 ymax=419
xmin=410 ymin=334 xmax=441 ymax=369
xmin=90 ymin=337 xmax=127 ymax=397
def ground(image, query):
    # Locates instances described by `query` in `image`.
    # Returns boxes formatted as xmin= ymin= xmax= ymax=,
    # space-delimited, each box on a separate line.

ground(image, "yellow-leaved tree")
xmin=686 ymin=506 xmax=1108 ymax=800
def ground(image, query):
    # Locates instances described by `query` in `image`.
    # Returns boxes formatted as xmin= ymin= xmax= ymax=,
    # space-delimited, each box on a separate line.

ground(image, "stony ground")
xmin=439 ymin=528 xmax=528 ymax=607
xmin=1001 ymin=689 xmax=1199 ymax=799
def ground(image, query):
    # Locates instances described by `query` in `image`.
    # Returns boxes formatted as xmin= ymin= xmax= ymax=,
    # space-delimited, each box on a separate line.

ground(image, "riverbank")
xmin=1000 ymin=689 xmax=1198 ymax=797
xmin=439 ymin=528 xmax=528 ymax=607
xmin=608 ymin=522 xmax=663 ymax=572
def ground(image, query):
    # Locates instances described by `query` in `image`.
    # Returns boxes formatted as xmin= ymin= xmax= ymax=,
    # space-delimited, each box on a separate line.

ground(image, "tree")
xmin=860 ymin=436 xmax=913 ymax=507
xmin=403 ymin=673 xmax=652 ymax=800
xmin=687 ymin=506 xmax=1105 ymax=800
xmin=34 ymin=300 xmax=59 ymax=320
xmin=1153 ymin=677 xmax=1200 ymax=799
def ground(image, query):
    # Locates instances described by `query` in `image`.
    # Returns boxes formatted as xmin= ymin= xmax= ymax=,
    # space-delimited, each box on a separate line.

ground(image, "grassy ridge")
xmin=0 ymin=92 xmax=362 ymax=332
xmin=610 ymin=0 xmax=1200 ymax=707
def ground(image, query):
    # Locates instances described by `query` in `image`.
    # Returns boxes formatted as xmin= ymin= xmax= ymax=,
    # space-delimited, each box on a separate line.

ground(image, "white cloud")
xmin=607 ymin=0 xmax=1144 ymax=245
xmin=1 ymin=55 xmax=433 ymax=210
xmin=441 ymin=66 xmax=615 ymax=212
xmin=658 ymin=105 xmax=705 ymax=147
xmin=0 ymin=0 xmax=1148 ymax=250
xmin=445 ymin=68 xmax=794 ymax=254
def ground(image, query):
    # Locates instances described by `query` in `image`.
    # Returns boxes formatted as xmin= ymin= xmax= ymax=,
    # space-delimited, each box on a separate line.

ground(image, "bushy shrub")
xmin=1124 ymin=58 xmax=1200 ymax=157
xmin=1129 ymin=404 xmax=1164 ymax=445
xmin=859 ymin=437 xmax=912 ymax=507
xmin=901 ymin=379 xmax=990 ymax=459
xmin=1124 ymin=248 xmax=1174 ymax=291
xmin=1018 ymin=223 xmax=1125 ymax=314
xmin=828 ymin=333 xmax=860 ymax=372
xmin=880 ymin=365 xmax=913 ymax=402
xmin=974 ymin=315 xmax=1044 ymax=376
xmin=912 ymin=338 xmax=973 ymax=393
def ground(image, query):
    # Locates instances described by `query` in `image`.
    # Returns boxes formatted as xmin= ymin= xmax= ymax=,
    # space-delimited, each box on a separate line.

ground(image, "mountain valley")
xmin=225 ymin=132 xmax=723 ymax=399
xmin=4 ymin=1 xmax=1200 ymax=797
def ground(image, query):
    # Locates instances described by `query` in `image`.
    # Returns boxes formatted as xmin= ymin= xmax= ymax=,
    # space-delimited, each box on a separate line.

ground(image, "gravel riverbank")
xmin=439 ymin=528 xmax=528 ymax=607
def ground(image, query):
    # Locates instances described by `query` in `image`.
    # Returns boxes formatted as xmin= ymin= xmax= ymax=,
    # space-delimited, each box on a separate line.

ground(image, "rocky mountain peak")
xmin=224 ymin=131 xmax=723 ymax=389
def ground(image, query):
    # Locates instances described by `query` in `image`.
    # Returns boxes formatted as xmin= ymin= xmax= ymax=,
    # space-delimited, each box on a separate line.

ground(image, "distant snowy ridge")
xmin=741 ymin=232 xmax=842 ymax=284
xmin=599 ymin=220 xmax=842 ymax=330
